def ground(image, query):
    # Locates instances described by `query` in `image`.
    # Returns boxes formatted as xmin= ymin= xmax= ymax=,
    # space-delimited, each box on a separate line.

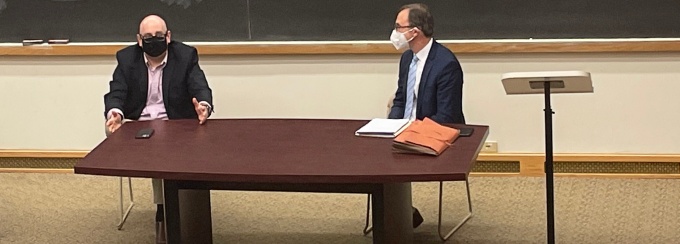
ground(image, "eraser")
xmin=47 ymin=39 xmax=70 ymax=44
xmin=22 ymin=39 xmax=44 ymax=46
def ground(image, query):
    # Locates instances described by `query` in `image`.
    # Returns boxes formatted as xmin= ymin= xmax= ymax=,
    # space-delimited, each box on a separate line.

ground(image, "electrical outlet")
xmin=481 ymin=141 xmax=498 ymax=153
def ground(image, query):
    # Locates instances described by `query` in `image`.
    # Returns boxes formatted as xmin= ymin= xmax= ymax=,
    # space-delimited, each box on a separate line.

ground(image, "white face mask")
xmin=390 ymin=28 xmax=416 ymax=50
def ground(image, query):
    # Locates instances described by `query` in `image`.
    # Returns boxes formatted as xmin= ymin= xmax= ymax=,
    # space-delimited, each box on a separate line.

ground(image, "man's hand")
xmin=105 ymin=112 xmax=123 ymax=134
xmin=192 ymin=98 xmax=209 ymax=125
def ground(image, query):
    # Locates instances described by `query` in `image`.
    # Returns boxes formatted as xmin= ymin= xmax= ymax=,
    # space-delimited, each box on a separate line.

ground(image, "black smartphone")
xmin=458 ymin=128 xmax=474 ymax=137
xmin=135 ymin=128 xmax=154 ymax=139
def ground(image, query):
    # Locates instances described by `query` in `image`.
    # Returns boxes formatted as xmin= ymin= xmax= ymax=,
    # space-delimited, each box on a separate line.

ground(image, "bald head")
xmin=137 ymin=15 xmax=171 ymax=52
xmin=139 ymin=15 xmax=167 ymax=36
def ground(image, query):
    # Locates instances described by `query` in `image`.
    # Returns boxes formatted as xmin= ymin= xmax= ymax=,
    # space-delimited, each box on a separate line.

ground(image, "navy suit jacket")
xmin=104 ymin=41 xmax=213 ymax=120
xmin=388 ymin=40 xmax=465 ymax=124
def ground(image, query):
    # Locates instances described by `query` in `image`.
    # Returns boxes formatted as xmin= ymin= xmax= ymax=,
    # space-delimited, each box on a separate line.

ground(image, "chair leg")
xmin=117 ymin=177 xmax=135 ymax=230
xmin=362 ymin=194 xmax=373 ymax=235
xmin=438 ymin=179 xmax=473 ymax=241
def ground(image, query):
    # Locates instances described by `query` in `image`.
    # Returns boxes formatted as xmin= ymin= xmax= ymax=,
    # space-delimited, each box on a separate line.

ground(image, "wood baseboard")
xmin=0 ymin=168 xmax=74 ymax=174
xmin=476 ymin=153 xmax=680 ymax=177
xmin=1 ymin=150 xmax=679 ymax=178
xmin=0 ymin=150 xmax=87 ymax=158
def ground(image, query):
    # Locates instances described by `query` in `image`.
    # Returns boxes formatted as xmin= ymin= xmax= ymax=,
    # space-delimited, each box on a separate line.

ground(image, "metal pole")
xmin=544 ymin=81 xmax=555 ymax=244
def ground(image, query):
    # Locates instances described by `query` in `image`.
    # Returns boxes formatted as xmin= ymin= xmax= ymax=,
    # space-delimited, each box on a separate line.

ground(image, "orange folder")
xmin=392 ymin=118 xmax=460 ymax=156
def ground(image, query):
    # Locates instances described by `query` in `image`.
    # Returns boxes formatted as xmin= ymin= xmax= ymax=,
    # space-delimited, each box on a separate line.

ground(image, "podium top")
xmin=501 ymin=71 xmax=594 ymax=95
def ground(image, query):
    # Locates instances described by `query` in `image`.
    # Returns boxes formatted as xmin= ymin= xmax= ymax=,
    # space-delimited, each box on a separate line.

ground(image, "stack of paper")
xmin=355 ymin=119 xmax=411 ymax=138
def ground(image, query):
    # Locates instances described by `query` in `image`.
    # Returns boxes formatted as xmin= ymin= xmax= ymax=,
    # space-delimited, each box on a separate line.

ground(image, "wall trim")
xmin=2 ymin=150 xmax=679 ymax=178
xmin=3 ymin=41 xmax=680 ymax=56
xmin=3 ymin=150 xmax=679 ymax=161
xmin=0 ymin=168 xmax=74 ymax=174
xmin=476 ymin=153 xmax=680 ymax=177
xmin=0 ymin=150 xmax=88 ymax=158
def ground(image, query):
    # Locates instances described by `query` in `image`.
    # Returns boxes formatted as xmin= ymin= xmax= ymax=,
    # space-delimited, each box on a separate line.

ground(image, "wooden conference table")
xmin=75 ymin=119 xmax=488 ymax=244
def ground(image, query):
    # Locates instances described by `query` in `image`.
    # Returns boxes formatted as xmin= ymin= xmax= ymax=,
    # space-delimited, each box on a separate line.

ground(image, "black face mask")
xmin=141 ymin=36 xmax=167 ymax=57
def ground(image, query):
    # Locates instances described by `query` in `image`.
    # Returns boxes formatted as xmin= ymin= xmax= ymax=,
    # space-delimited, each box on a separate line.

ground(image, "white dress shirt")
xmin=408 ymin=38 xmax=433 ymax=120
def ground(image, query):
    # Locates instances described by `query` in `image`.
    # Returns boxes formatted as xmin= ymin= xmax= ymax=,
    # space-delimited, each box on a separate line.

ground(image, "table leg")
xmin=163 ymin=180 xmax=181 ymax=244
xmin=179 ymin=189 xmax=213 ymax=244
xmin=372 ymin=183 xmax=412 ymax=244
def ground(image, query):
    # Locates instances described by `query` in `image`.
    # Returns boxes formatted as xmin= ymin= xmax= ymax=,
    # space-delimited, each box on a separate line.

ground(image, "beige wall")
xmin=1 ymin=51 xmax=679 ymax=153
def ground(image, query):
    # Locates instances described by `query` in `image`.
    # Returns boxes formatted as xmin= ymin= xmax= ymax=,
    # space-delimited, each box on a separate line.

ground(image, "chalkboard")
xmin=0 ymin=0 xmax=249 ymax=42
xmin=1 ymin=0 xmax=680 ymax=42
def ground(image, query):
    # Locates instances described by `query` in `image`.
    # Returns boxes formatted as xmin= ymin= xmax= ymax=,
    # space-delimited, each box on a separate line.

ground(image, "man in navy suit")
xmin=387 ymin=3 xmax=466 ymax=228
xmin=388 ymin=3 xmax=465 ymax=125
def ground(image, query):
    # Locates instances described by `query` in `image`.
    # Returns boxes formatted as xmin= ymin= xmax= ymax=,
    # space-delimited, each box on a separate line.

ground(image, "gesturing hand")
xmin=106 ymin=112 xmax=123 ymax=134
xmin=192 ymin=98 xmax=209 ymax=125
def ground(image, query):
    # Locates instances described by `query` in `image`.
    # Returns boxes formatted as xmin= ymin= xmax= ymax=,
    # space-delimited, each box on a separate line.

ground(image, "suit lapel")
xmin=414 ymin=41 xmax=440 ymax=118
xmin=418 ymin=42 xmax=437 ymax=94
xmin=137 ymin=53 xmax=149 ymax=101
xmin=162 ymin=50 xmax=174 ymax=105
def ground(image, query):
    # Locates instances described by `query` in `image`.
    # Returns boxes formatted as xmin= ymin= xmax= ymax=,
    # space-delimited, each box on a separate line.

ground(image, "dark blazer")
xmin=388 ymin=40 xmax=465 ymax=124
xmin=104 ymin=41 xmax=213 ymax=120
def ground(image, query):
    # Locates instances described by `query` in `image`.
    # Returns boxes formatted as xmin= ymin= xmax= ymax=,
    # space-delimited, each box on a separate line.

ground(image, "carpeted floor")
xmin=1 ymin=173 xmax=679 ymax=243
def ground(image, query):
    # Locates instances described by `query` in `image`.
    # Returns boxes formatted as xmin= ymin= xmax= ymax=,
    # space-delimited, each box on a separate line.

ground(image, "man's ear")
xmin=166 ymin=30 xmax=172 ymax=44
xmin=412 ymin=27 xmax=421 ymax=36
xmin=136 ymin=34 xmax=142 ymax=47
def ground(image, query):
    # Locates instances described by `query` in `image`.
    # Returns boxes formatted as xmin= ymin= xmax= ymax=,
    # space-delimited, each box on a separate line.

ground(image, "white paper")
xmin=355 ymin=119 xmax=410 ymax=138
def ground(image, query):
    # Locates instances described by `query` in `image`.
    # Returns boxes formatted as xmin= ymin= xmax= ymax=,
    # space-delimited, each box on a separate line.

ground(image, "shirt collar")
xmin=414 ymin=38 xmax=433 ymax=62
xmin=143 ymin=52 xmax=168 ymax=69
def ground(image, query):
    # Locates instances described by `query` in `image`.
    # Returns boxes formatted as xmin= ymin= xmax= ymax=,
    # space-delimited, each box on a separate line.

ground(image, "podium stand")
xmin=501 ymin=71 xmax=593 ymax=244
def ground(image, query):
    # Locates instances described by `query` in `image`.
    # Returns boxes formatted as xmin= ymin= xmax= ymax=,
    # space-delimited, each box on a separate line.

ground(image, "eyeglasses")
xmin=394 ymin=24 xmax=416 ymax=31
xmin=138 ymin=32 xmax=167 ymax=42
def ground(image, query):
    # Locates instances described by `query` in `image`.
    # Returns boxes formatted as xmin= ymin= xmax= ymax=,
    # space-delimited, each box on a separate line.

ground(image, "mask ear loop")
xmin=407 ymin=27 xmax=419 ymax=42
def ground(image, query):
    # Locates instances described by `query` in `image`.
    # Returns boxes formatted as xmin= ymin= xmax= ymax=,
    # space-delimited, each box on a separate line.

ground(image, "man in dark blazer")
xmin=104 ymin=16 xmax=212 ymax=126
xmin=388 ymin=4 xmax=465 ymax=125
xmin=387 ymin=3 xmax=465 ymax=228
xmin=103 ymin=14 xmax=213 ymax=243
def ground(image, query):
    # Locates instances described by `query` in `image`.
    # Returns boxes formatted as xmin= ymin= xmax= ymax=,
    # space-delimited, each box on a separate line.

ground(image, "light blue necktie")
xmin=403 ymin=55 xmax=419 ymax=119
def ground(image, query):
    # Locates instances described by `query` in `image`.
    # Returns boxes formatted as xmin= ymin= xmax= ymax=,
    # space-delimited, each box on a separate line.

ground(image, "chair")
xmin=117 ymin=177 xmax=135 ymax=230
xmin=361 ymin=96 xmax=473 ymax=241
xmin=106 ymin=125 xmax=135 ymax=230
